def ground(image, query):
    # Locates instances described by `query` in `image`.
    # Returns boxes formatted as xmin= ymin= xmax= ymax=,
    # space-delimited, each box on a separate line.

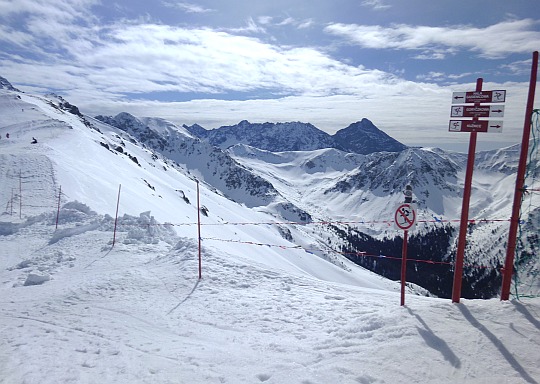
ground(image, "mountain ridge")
xmin=185 ymin=118 xmax=407 ymax=155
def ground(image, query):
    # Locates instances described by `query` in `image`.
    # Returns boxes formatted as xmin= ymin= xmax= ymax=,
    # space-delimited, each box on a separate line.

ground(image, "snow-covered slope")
xmin=96 ymin=113 xmax=290 ymax=209
xmin=2 ymin=206 xmax=539 ymax=383
xmin=1 ymin=84 xmax=539 ymax=383
xmin=1 ymin=89 xmax=393 ymax=287
xmin=96 ymin=102 xmax=538 ymax=299
xmin=227 ymin=144 xmax=520 ymax=226
xmin=227 ymin=142 xmax=539 ymax=298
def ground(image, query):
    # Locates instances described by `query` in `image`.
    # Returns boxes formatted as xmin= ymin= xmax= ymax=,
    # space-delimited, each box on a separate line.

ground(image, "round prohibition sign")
xmin=394 ymin=203 xmax=416 ymax=231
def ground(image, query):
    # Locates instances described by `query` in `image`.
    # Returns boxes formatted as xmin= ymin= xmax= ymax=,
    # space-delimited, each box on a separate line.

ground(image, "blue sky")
xmin=0 ymin=0 xmax=539 ymax=151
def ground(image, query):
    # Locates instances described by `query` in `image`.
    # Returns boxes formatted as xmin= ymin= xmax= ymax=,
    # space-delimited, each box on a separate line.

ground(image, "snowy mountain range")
xmin=2 ymin=74 xmax=539 ymax=300
xmin=1 ymin=75 xmax=540 ymax=383
xmin=183 ymin=118 xmax=407 ymax=154
xmin=96 ymin=110 xmax=538 ymax=299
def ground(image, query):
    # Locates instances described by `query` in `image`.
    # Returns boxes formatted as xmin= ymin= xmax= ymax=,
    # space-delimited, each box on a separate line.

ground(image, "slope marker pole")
xmin=112 ymin=184 xmax=121 ymax=247
xmin=55 ymin=185 xmax=62 ymax=229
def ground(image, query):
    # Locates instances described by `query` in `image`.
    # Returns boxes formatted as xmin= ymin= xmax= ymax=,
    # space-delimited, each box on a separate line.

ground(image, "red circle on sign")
xmin=395 ymin=204 xmax=416 ymax=230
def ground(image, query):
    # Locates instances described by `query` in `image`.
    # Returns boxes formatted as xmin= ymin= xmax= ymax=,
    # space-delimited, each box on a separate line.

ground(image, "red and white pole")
xmin=452 ymin=78 xmax=483 ymax=303
xmin=501 ymin=51 xmax=538 ymax=301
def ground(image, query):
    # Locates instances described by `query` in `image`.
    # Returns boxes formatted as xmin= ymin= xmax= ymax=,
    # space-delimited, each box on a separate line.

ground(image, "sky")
xmin=1 ymin=0 xmax=539 ymax=152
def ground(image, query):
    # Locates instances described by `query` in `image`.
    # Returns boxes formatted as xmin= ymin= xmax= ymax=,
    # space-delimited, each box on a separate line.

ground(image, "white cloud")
xmin=413 ymin=51 xmax=451 ymax=60
xmin=361 ymin=0 xmax=391 ymax=11
xmin=226 ymin=17 xmax=267 ymax=34
xmin=278 ymin=17 xmax=296 ymax=27
xmin=416 ymin=71 xmax=473 ymax=82
xmin=0 ymin=0 xmax=99 ymax=60
xmin=257 ymin=16 xmax=274 ymax=25
xmin=500 ymin=58 xmax=535 ymax=76
xmin=0 ymin=24 xmax=35 ymax=47
xmin=0 ymin=2 xmax=533 ymax=152
xmin=256 ymin=15 xmax=314 ymax=30
xmin=324 ymin=19 xmax=540 ymax=58
xmin=162 ymin=1 xmax=214 ymax=13
xmin=297 ymin=19 xmax=315 ymax=29
xmin=33 ymin=22 xmax=396 ymax=99
xmin=0 ymin=0 xmax=99 ymax=23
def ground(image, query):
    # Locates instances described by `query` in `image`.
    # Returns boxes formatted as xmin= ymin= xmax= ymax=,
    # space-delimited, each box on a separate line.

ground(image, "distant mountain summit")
xmin=334 ymin=119 xmax=408 ymax=154
xmin=188 ymin=120 xmax=336 ymax=152
xmin=182 ymin=123 xmax=207 ymax=138
xmin=186 ymin=119 xmax=407 ymax=155
xmin=0 ymin=76 xmax=21 ymax=92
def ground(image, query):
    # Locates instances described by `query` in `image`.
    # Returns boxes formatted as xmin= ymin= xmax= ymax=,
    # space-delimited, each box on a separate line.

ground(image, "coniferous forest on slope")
xmin=332 ymin=224 xmax=503 ymax=299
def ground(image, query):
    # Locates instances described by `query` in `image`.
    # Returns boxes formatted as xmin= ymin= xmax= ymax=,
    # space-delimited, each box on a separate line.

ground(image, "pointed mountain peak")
xmin=183 ymin=123 xmax=208 ymax=138
xmin=0 ymin=76 xmax=21 ymax=92
xmin=95 ymin=112 xmax=146 ymax=135
xmin=333 ymin=119 xmax=407 ymax=154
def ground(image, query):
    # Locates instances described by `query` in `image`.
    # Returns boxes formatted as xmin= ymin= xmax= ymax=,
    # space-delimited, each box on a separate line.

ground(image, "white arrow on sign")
xmin=452 ymin=90 xmax=506 ymax=104
xmin=449 ymin=120 xmax=504 ymax=133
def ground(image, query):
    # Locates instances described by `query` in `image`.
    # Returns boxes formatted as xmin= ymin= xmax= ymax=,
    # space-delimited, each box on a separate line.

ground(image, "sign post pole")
xmin=394 ymin=202 xmax=416 ymax=306
xmin=501 ymin=51 xmax=538 ymax=300
xmin=400 ymin=230 xmax=408 ymax=306
xmin=451 ymin=78 xmax=482 ymax=303
xmin=449 ymin=80 xmax=506 ymax=302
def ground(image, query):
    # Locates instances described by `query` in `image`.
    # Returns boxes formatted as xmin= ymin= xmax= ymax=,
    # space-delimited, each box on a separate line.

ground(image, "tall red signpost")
xmin=500 ymin=51 xmax=538 ymax=301
xmin=450 ymin=79 xmax=506 ymax=303
xmin=394 ymin=203 xmax=417 ymax=306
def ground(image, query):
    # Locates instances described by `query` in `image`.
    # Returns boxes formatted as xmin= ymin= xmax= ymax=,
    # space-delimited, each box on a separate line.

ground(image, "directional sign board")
xmin=394 ymin=203 xmax=417 ymax=231
xmin=449 ymin=120 xmax=503 ymax=133
xmin=451 ymin=105 xmax=504 ymax=118
xmin=452 ymin=90 xmax=506 ymax=104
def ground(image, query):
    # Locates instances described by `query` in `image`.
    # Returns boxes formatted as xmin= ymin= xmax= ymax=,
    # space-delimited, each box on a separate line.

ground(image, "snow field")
xmin=1 ymin=206 xmax=539 ymax=383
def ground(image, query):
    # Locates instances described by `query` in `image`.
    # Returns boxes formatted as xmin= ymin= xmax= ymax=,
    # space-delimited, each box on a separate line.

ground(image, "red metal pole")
xmin=501 ymin=51 xmax=539 ymax=301
xmin=197 ymin=180 xmax=202 ymax=279
xmin=400 ymin=230 xmax=408 ymax=306
xmin=452 ymin=78 xmax=483 ymax=303
xmin=112 ymin=184 xmax=121 ymax=247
